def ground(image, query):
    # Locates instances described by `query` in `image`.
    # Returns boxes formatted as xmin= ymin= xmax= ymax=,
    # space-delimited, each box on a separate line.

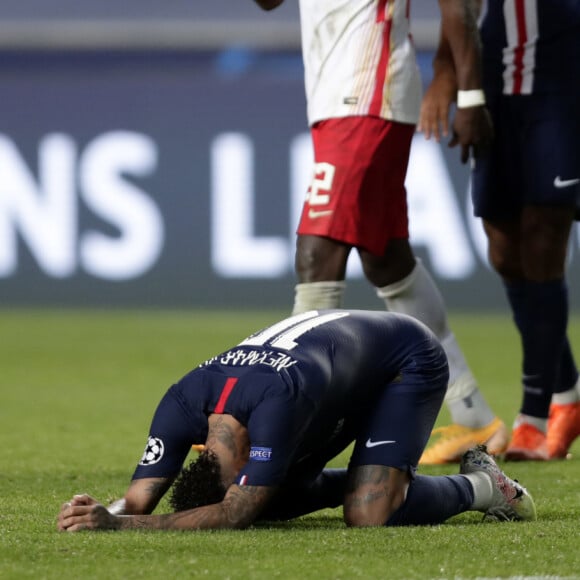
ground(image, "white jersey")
xmin=298 ymin=0 xmax=422 ymax=126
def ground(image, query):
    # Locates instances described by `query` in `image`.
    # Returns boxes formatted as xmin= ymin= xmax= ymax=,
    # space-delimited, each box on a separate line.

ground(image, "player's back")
xmin=180 ymin=309 xmax=448 ymax=444
xmin=235 ymin=309 xmax=447 ymax=408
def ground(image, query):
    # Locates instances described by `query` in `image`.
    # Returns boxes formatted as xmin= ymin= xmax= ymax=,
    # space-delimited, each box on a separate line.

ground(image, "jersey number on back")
xmin=240 ymin=311 xmax=349 ymax=351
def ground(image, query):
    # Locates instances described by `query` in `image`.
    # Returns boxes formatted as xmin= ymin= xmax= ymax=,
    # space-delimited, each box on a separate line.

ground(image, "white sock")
xmin=292 ymin=281 xmax=346 ymax=315
xmin=461 ymin=472 xmax=493 ymax=511
xmin=513 ymin=413 xmax=548 ymax=434
xmin=375 ymin=258 xmax=447 ymax=336
xmin=552 ymin=376 xmax=580 ymax=405
xmin=376 ymin=259 xmax=495 ymax=428
xmin=446 ymin=389 xmax=496 ymax=429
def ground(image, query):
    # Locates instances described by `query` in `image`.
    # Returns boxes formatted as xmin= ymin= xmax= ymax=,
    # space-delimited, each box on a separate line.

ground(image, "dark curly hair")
xmin=169 ymin=450 xmax=227 ymax=512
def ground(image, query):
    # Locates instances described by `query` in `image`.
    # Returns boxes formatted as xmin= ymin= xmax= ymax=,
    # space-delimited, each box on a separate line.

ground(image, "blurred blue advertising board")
xmin=0 ymin=49 xmax=578 ymax=309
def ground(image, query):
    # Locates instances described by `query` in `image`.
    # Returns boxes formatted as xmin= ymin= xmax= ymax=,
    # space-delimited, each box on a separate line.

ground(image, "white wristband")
xmin=457 ymin=89 xmax=486 ymax=109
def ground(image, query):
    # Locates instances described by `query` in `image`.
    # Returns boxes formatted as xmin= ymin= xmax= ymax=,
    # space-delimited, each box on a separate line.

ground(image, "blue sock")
xmin=553 ymin=340 xmax=579 ymax=395
xmin=261 ymin=468 xmax=347 ymax=521
xmin=504 ymin=279 xmax=569 ymax=417
xmin=505 ymin=280 xmax=578 ymax=395
xmin=385 ymin=475 xmax=474 ymax=526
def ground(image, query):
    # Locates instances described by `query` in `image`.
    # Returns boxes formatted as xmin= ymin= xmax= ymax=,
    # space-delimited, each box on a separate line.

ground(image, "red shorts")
xmin=296 ymin=116 xmax=414 ymax=256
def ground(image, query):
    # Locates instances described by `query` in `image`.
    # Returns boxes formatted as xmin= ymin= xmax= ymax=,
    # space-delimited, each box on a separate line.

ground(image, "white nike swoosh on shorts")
xmin=308 ymin=209 xmax=333 ymax=219
xmin=554 ymin=176 xmax=580 ymax=188
xmin=365 ymin=438 xmax=396 ymax=448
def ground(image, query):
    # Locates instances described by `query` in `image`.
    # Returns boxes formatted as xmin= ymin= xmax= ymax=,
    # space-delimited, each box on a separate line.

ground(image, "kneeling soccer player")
xmin=58 ymin=310 xmax=536 ymax=532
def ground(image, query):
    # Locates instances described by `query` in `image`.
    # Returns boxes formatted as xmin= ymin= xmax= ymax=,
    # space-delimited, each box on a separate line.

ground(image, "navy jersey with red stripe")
xmin=131 ymin=310 xmax=447 ymax=486
xmin=480 ymin=0 xmax=580 ymax=95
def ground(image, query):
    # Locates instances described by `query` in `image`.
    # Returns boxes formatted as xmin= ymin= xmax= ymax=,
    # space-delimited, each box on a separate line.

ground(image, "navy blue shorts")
xmin=348 ymin=354 xmax=448 ymax=475
xmin=471 ymin=92 xmax=580 ymax=220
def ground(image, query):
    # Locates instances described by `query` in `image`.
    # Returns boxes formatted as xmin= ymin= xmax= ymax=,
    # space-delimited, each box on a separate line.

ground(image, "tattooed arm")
xmin=57 ymin=476 xmax=173 ymax=531
xmin=57 ymin=483 xmax=277 ymax=532
xmin=58 ymin=413 xmax=277 ymax=531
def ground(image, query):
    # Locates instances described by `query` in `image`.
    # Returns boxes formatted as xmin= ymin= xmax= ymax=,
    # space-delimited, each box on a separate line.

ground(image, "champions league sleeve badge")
xmin=139 ymin=436 xmax=165 ymax=466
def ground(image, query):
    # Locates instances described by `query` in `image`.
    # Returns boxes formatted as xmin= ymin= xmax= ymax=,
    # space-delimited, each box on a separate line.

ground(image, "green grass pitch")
xmin=1 ymin=309 xmax=579 ymax=579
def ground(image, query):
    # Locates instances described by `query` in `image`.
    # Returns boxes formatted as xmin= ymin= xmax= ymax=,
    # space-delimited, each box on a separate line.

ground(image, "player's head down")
xmin=169 ymin=450 xmax=226 ymax=512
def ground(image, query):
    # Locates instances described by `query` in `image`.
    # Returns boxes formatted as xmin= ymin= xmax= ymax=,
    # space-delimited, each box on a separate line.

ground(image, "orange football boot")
xmin=547 ymin=401 xmax=580 ymax=459
xmin=504 ymin=423 xmax=549 ymax=461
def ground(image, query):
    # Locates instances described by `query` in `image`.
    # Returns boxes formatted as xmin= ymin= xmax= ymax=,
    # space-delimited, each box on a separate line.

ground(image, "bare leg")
xmin=292 ymin=235 xmax=351 ymax=314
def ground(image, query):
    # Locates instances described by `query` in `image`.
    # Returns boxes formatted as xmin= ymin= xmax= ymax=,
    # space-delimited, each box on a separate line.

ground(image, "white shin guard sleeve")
xmin=376 ymin=259 xmax=478 ymax=402
xmin=375 ymin=259 xmax=448 ymax=336
xmin=292 ymin=281 xmax=346 ymax=315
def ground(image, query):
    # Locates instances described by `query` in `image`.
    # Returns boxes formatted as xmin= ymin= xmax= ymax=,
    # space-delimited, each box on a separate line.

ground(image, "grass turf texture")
xmin=1 ymin=309 xmax=580 ymax=580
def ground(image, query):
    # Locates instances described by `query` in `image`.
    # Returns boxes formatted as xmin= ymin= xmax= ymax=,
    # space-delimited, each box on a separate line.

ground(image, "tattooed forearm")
xmin=221 ymin=485 xmax=274 ymax=527
xmin=117 ymin=484 xmax=275 ymax=531
xmin=117 ymin=509 xmax=226 ymax=531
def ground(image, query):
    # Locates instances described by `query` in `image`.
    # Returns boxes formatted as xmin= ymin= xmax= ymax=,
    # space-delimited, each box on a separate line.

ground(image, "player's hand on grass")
xmin=58 ymin=494 xmax=120 ymax=532
xmin=68 ymin=493 xmax=99 ymax=507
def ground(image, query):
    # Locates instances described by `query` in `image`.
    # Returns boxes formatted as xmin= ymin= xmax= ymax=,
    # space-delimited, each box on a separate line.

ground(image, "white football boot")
xmin=460 ymin=444 xmax=537 ymax=522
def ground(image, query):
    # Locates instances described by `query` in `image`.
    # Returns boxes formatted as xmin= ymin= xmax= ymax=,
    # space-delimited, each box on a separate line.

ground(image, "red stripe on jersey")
xmin=376 ymin=0 xmax=388 ymax=22
xmin=512 ymin=0 xmax=528 ymax=95
xmin=370 ymin=0 xmax=392 ymax=116
xmin=214 ymin=377 xmax=238 ymax=414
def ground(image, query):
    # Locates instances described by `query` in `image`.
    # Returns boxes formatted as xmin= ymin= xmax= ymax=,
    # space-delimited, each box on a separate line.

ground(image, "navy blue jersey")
xmin=481 ymin=0 xmax=580 ymax=95
xmin=132 ymin=310 xmax=448 ymax=485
